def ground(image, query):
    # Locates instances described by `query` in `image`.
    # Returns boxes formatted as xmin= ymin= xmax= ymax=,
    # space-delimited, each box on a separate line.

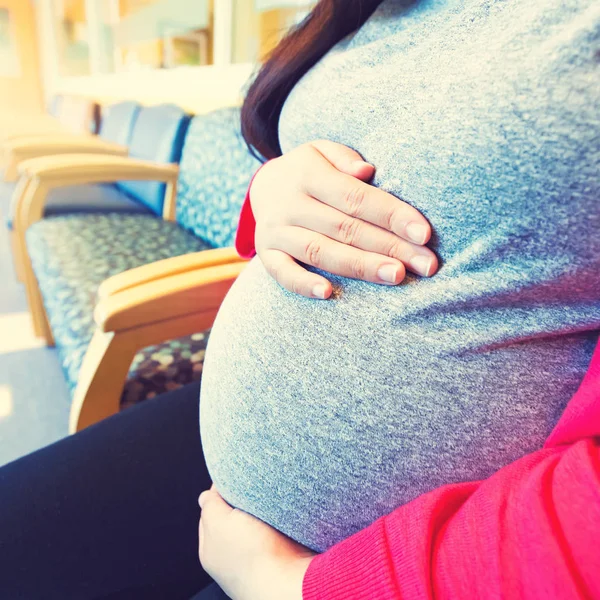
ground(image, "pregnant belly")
xmin=200 ymin=259 xmax=590 ymax=552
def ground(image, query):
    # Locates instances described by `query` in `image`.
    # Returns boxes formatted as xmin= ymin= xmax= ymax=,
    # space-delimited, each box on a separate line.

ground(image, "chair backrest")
xmin=57 ymin=95 xmax=100 ymax=134
xmin=115 ymin=104 xmax=190 ymax=216
xmin=175 ymin=107 xmax=262 ymax=248
xmin=98 ymin=101 xmax=141 ymax=146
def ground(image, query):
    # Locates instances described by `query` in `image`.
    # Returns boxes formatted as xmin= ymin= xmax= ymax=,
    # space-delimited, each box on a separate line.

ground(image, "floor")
xmin=0 ymin=219 xmax=70 ymax=467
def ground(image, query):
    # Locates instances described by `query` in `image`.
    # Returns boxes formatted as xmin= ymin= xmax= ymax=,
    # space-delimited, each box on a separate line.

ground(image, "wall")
xmin=35 ymin=0 xmax=310 ymax=116
xmin=33 ymin=0 xmax=249 ymax=115
xmin=232 ymin=0 xmax=260 ymax=64
xmin=0 ymin=0 xmax=43 ymax=116
xmin=259 ymin=7 xmax=302 ymax=59
xmin=56 ymin=62 xmax=256 ymax=114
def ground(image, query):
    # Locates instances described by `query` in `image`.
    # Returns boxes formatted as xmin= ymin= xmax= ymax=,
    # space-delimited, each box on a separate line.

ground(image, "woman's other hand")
xmin=199 ymin=487 xmax=315 ymax=600
xmin=251 ymin=140 xmax=438 ymax=299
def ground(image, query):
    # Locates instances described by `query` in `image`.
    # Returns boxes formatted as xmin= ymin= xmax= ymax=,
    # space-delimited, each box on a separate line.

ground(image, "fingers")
xmin=309 ymin=140 xmax=375 ymax=181
xmin=199 ymin=489 xmax=232 ymax=517
xmin=300 ymin=153 xmax=431 ymax=245
xmin=253 ymin=140 xmax=438 ymax=299
xmin=288 ymin=196 xmax=438 ymax=277
xmin=198 ymin=489 xmax=212 ymax=509
xmin=269 ymin=227 xmax=408 ymax=287
xmin=199 ymin=489 xmax=233 ymax=567
xmin=261 ymin=248 xmax=333 ymax=299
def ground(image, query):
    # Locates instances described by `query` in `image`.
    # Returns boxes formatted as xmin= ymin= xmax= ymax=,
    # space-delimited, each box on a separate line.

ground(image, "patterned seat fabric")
xmin=27 ymin=107 xmax=262 ymax=409
xmin=27 ymin=214 xmax=211 ymax=404
xmin=176 ymin=107 xmax=262 ymax=247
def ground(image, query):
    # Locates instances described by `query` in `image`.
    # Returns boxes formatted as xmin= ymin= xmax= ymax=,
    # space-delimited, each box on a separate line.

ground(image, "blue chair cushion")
xmin=116 ymin=104 xmax=191 ymax=216
xmin=98 ymin=101 xmax=140 ymax=147
xmin=43 ymin=184 xmax=153 ymax=218
xmin=2 ymin=182 xmax=153 ymax=229
xmin=27 ymin=213 xmax=212 ymax=404
xmin=176 ymin=107 xmax=262 ymax=248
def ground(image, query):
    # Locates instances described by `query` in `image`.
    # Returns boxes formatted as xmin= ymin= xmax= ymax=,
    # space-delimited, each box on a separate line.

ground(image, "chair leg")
xmin=38 ymin=300 xmax=55 ymax=347
xmin=14 ymin=178 xmax=56 ymax=344
xmin=27 ymin=279 xmax=54 ymax=347
xmin=21 ymin=243 xmax=54 ymax=346
xmin=9 ymin=229 xmax=25 ymax=282
xmin=3 ymin=156 xmax=18 ymax=182
xmin=6 ymin=176 xmax=30 ymax=283
xmin=11 ymin=176 xmax=39 ymax=286
xmin=69 ymin=329 xmax=137 ymax=433
xmin=69 ymin=312 xmax=216 ymax=433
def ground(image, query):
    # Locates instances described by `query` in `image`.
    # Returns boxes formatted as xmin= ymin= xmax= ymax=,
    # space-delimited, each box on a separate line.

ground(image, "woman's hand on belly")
xmin=199 ymin=486 xmax=315 ymax=600
xmin=251 ymin=140 xmax=438 ymax=299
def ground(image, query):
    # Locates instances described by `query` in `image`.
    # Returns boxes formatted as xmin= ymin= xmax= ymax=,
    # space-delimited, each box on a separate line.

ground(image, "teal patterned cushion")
xmin=176 ymin=107 xmax=262 ymax=248
xmin=27 ymin=213 xmax=212 ymax=404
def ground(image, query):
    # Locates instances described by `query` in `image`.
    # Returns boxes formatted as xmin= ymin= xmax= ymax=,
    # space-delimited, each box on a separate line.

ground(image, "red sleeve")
xmin=303 ymin=343 xmax=600 ymax=600
xmin=235 ymin=163 xmax=269 ymax=259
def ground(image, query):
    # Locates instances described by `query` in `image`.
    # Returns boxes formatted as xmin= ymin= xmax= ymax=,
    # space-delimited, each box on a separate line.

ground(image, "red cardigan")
xmin=235 ymin=189 xmax=600 ymax=600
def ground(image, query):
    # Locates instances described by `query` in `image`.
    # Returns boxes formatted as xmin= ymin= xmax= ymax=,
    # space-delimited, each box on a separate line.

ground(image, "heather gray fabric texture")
xmin=200 ymin=0 xmax=600 ymax=552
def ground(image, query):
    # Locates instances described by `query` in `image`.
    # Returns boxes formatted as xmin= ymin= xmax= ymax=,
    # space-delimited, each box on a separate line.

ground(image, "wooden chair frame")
xmin=0 ymin=95 xmax=98 ymax=147
xmin=70 ymin=258 xmax=247 ymax=432
xmin=3 ymin=134 xmax=128 ymax=182
xmin=7 ymin=153 xmax=247 ymax=432
xmin=12 ymin=154 xmax=180 ymax=342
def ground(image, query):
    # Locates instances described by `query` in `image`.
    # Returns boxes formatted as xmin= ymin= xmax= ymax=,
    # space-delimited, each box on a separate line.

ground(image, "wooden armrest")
xmin=3 ymin=139 xmax=128 ymax=182
xmin=98 ymin=248 xmax=247 ymax=299
xmin=3 ymin=130 xmax=64 ymax=143
xmin=0 ymin=118 xmax=64 ymax=143
xmin=18 ymin=154 xmax=179 ymax=186
xmin=4 ymin=132 xmax=96 ymax=151
xmin=8 ymin=139 xmax=125 ymax=157
xmin=69 ymin=261 xmax=246 ymax=432
xmin=95 ymin=261 xmax=247 ymax=332
xmin=11 ymin=155 xmax=179 ymax=233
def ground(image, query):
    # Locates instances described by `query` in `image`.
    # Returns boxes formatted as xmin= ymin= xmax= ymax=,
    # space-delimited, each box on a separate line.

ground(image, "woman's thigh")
xmin=0 ymin=381 xmax=213 ymax=600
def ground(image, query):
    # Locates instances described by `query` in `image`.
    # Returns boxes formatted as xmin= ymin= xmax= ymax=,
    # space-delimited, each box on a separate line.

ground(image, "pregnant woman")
xmin=200 ymin=0 xmax=599 ymax=552
xmin=1 ymin=0 xmax=599 ymax=599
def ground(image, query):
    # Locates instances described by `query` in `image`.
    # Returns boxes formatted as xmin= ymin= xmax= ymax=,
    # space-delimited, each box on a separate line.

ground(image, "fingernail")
xmin=312 ymin=283 xmax=328 ymax=299
xmin=409 ymin=255 xmax=434 ymax=277
xmin=406 ymin=222 xmax=429 ymax=244
xmin=377 ymin=264 xmax=400 ymax=283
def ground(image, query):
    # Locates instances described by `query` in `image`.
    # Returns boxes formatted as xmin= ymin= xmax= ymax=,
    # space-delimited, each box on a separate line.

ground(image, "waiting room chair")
xmin=0 ymin=95 xmax=99 ymax=146
xmin=15 ymin=107 xmax=260 ymax=431
xmin=5 ymin=103 xmax=189 ymax=281
xmin=2 ymin=101 xmax=140 ymax=182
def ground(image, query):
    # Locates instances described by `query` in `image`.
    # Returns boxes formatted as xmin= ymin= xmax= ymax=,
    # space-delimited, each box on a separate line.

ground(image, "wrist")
xmin=286 ymin=556 xmax=314 ymax=600
xmin=260 ymin=554 xmax=314 ymax=600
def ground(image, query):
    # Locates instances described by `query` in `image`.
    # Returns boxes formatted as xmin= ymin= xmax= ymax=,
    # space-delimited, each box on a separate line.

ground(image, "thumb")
xmin=199 ymin=488 xmax=234 ymax=518
xmin=309 ymin=139 xmax=375 ymax=181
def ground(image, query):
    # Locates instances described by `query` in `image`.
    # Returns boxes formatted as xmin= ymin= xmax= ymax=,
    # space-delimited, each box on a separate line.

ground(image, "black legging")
xmin=0 ymin=382 xmax=230 ymax=600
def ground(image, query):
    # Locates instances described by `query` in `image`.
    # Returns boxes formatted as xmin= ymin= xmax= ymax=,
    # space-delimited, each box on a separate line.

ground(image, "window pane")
xmin=53 ymin=0 xmax=90 ymax=76
xmin=114 ymin=0 xmax=214 ymax=70
xmin=82 ymin=0 xmax=215 ymax=74
xmin=232 ymin=0 xmax=315 ymax=64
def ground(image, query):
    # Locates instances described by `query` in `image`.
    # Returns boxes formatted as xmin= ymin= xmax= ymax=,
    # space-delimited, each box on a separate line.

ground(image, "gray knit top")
xmin=200 ymin=0 xmax=600 ymax=552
